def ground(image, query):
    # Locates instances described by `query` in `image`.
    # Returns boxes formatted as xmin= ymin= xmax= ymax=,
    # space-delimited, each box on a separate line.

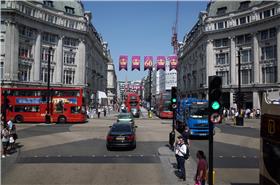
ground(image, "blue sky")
xmin=82 ymin=1 xmax=209 ymax=81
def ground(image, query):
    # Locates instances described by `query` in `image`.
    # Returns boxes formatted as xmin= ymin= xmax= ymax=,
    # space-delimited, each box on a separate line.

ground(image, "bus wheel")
xmin=15 ymin=115 xmax=23 ymax=123
xmin=58 ymin=116 xmax=67 ymax=124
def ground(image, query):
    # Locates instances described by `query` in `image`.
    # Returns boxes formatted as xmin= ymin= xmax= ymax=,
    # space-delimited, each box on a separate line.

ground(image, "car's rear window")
xmin=119 ymin=114 xmax=132 ymax=119
xmin=111 ymin=124 xmax=132 ymax=132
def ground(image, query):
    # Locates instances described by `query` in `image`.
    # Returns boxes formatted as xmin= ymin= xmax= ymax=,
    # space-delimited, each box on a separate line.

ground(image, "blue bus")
xmin=176 ymin=98 xmax=209 ymax=137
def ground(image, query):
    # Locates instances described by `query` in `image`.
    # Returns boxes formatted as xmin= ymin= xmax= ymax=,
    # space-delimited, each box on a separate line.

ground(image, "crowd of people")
xmin=1 ymin=119 xmax=18 ymax=158
xmin=222 ymin=107 xmax=261 ymax=120
xmin=174 ymin=126 xmax=208 ymax=185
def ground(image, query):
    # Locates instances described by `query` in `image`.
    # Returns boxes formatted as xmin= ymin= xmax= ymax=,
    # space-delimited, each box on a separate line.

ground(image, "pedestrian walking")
xmin=1 ymin=126 xmax=9 ymax=158
xmin=174 ymin=136 xmax=187 ymax=181
xmin=104 ymin=107 xmax=107 ymax=117
xmin=97 ymin=107 xmax=101 ymax=118
xmin=194 ymin=150 xmax=208 ymax=185
xmin=9 ymin=124 xmax=17 ymax=151
xmin=182 ymin=126 xmax=190 ymax=146
xmin=7 ymin=118 xmax=13 ymax=131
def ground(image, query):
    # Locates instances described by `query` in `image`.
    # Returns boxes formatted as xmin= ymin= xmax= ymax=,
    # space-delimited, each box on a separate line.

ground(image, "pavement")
xmin=223 ymin=118 xmax=260 ymax=129
xmin=158 ymin=146 xmax=197 ymax=185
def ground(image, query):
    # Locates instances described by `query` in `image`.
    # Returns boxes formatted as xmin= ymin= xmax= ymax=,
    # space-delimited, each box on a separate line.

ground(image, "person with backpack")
xmin=174 ymin=135 xmax=187 ymax=181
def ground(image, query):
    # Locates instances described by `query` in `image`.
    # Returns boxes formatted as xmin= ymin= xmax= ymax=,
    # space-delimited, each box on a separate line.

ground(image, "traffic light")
xmin=171 ymin=87 xmax=177 ymax=109
xmin=208 ymin=76 xmax=222 ymax=124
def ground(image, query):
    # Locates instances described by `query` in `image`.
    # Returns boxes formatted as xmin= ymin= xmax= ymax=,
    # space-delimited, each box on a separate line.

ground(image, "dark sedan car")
xmin=106 ymin=123 xmax=137 ymax=150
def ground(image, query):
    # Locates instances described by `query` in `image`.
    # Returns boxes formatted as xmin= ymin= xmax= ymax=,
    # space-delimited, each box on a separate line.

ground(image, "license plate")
xmin=116 ymin=137 xmax=125 ymax=141
xmin=200 ymin=133 xmax=207 ymax=136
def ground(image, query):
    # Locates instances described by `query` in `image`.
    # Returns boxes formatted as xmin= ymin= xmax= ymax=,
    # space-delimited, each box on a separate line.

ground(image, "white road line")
xmin=116 ymin=155 xmax=119 ymax=157
xmin=34 ymin=155 xmax=38 ymax=158
xmin=104 ymin=155 xmax=107 ymax=157
xmin=128 ymin=155 xmax=132 ymax=157
xmin=140 ymin=155 xmax=144 ymax=157
xmin=92 ymin=155 xmax=95 ymax=157
xmin=232 ymin=156 xmax=236 ymax=158
xmin=45 ymin=155 xmax=49 ymax=158
xmin=57 ymin=155 xmax=61 ymax=157
xmin=242 ymin=156 xmax=247 ymax=158
xmin=219 ymin=156 xmax=223 ymax=158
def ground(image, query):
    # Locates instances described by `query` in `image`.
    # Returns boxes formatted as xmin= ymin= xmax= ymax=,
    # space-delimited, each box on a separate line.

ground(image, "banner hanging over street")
xmin=144 ymin=56 xmax=153 ymax=71
xmin=119 ymin=55 xmax=128 ymax=71
xmin=132 ymin=56 xmax=141 ymax=71
xmin=156 ymin=56 xmax=166 ymax=71
xmin=168 ymin=55 xmax=177 ymax=71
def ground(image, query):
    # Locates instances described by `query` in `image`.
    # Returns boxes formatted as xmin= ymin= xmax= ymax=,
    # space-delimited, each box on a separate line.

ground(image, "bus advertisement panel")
xmin=1 ymin=87 xmax=87 ymax=123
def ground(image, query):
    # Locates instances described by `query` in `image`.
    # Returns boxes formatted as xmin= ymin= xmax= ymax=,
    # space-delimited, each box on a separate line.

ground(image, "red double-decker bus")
xmin=124 ymin=93 xmax=140 ymax=117
xmin=155 ymin=92 xmax=173 ymax=119
xmin=1 ymin=87 xmax=87 ymax=123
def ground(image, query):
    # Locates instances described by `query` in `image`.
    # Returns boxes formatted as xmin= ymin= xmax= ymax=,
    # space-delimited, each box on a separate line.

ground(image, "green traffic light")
xmin=211 ymin=101 xmax=220 ymax=110
xmin=171 ymin=98 xmax=176 ymax=103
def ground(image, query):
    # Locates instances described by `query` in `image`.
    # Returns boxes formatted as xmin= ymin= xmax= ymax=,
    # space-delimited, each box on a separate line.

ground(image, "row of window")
xmin=184 ymin=65 xmax=277 ymax=87
xmin=215 ymin=45 xmax=276 ymax=65
xmin=14 ymin=2 xmax=85 ymax=31
xmin=213 ymin=7 xmax=276 ymax=30
xmin=213 ymin=28 xmax=276 ymax=48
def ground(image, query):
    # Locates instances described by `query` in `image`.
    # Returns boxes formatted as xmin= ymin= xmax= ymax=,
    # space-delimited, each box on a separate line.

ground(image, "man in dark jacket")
xmin=182 ymin=126 xmax=190 ymax=146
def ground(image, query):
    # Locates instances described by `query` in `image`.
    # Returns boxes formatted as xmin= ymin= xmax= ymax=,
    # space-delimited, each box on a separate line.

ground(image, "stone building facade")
xmin=1 ymin=0 xmax=116 ymax=105
xmin=178 ymin=1 xmax=280 ymax=109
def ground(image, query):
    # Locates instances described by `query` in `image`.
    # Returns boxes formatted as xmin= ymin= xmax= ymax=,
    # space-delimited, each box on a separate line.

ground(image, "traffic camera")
xmin=208 ymin=76 xmax=222 ymax=124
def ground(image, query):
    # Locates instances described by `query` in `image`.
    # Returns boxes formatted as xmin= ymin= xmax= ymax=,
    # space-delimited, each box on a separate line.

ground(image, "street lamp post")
xmin=148 ymin=69 xmax=152 ymax=118
xmin=236 ymin=48 xmax=244 ymax=125
xmin=46 ymin=46 xmax=52 ymax=124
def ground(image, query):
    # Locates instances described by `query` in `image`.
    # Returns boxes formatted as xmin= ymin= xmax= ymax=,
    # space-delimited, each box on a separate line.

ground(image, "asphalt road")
xmin=2 ymin=117 xmax=260 ymax=185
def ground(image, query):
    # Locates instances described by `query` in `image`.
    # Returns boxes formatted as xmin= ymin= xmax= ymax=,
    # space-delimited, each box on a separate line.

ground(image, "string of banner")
xmin=119 ymin=55 xmax=178 ymax=71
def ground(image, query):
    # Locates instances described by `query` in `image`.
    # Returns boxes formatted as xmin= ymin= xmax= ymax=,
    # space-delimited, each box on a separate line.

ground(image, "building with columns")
xmin=1 ymin=0 xmax=116 ymax=106
xmin=178 ymin=1 xmax=280 ymax=109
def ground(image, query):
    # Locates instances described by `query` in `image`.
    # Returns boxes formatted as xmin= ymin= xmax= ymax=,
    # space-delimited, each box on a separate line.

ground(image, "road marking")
xmin=232 ymin=156 xmax=236 ymax=158
xmin=46 ymin=155 xmax=49 ymax=158
xmin=116 ymin=155 xmax=119 ymax=157
xmin=57 ymin=155 xmax=61 ymax=157
xmin=140 ymin=155 xmax=144 ymax=157
xmin=34 ymin=155 xmax=38 ymax=158
xmin=128 ymin=155 xmax=132 ymax=157
xmin=92 ymin=155 xmax=95 ymax=157
xmin=254 ymin=156 xmax=258 ymax=158
xmin=242 ymin=155 xmax=247 ymax=158
xmin=219 ymin=156 xmax=223 ymax=158
xmin=104 ymin=155 xmax=107 ymax=157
